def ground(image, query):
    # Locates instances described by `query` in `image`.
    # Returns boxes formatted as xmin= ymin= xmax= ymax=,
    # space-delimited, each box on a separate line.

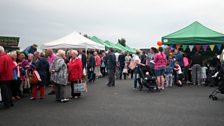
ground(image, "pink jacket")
xmin=95 ymin=55 xmax=101 ymax=66
xmin=154 ymin=52 xmax=167 ymax=70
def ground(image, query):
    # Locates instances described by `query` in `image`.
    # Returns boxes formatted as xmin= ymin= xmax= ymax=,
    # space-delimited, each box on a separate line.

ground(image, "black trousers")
xmin=101 ymin=67 xmax=106 ymax=77
xmin=0 ymin=81 xmax=13 ymax=107
xmin=71 ymin=81 xmax=81 ymax=97
xmin=108 ymin=69 xmax=115 ymax=86
xmin=10 ymin=80 xmax=20 ymax=97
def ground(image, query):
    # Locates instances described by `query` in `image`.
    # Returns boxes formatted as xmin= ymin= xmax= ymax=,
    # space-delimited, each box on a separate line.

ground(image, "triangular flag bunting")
xmin=176 ymin=44 xmax=181 ymax=50
xmin=182 ymin=45 xmax=187 ymax=51
xmin=189 ymin=45 xmax=194 ymax=52
xmin=203 ymin=45 xmax=208 ymax=52
xmin=196 ymin=45 xmax=201 ymax=52
xmin=216 ymin=44 xmax=222 ymax=51
xmin=209 ymin=45 xmax=215 ymax=51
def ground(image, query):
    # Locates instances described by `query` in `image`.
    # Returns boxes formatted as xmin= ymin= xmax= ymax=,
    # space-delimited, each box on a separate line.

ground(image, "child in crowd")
xmin=174 ymin=61 xmax=183 ymax=86
xmin=201 ymin=62 xmax=208 ymax=85
xmin=165 ymin=62 xmax=173 ymax=87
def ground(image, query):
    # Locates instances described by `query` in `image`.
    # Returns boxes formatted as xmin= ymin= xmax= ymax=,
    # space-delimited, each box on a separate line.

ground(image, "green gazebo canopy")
xmin=162 ymin=21 xmax=224 ymax=45
xmin=90 ymin=36 xmax=137 ymax=53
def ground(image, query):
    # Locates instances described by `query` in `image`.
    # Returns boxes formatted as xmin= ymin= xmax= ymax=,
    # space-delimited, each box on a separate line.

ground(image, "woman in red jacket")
xmin=68 ymin=50 xmax=82 ymax=99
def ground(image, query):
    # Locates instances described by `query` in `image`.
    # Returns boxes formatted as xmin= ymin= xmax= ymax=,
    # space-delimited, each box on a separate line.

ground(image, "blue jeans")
xmin=166 ymin=74 xmax=173 ymax=87
xmin=134 ymin=66 xmax=142 ymax=88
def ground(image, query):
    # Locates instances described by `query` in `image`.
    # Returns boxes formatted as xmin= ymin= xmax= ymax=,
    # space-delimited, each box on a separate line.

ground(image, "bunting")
xmin=176 ymin=44 xmax=181 ymax=50
xmin=209 ymin=45 xmax=215 ymax=51
xmin=203 ymin=45 xmax=208 ymax=52
xmin=196 ymin=45 xmax=201 ymax=52
xmin=216 ymin=44 xmax=222 ymax=51
xmin=189 ymin=45 xmax=194 ymax=52
xmin=182 ymin=45 xmax=187 ymax=51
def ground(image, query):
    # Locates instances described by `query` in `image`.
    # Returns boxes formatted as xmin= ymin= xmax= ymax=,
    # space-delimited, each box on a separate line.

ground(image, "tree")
xmin=83 ymin=34 xmax=90 ymax=39
xmin=118 ymin=38 xmax=126 ymax=47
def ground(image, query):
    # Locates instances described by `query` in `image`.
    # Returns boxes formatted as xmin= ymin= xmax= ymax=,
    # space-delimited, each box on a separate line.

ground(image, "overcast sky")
xmin=0 ymin=0 xmax=224 ymax=49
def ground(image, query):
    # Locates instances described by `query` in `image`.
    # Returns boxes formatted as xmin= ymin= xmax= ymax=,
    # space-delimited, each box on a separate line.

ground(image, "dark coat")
xmin=81 ymin=54 xmax=87 ymax=69
xmin=106 ymin=52 xmax=116 ymax=70
xmin=36 ymin=57 xmax=49 ymax=86
xmin=87 ymin=54 xmax=95 ymax=68
xmin=118 ymin=54 xmax=125 ymax=67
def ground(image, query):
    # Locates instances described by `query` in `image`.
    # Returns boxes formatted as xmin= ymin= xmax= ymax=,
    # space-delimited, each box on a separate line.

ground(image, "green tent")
xmin=125 ymin=45 xmax=136 ymax=53
xmin=104 ymin=40 xmax=122 ymax=51
xmin=90 ymin=36 xmax=114 ymax=49
xmin=162 ymin=21 xmax=224 ymax=45
xmin=115 ymin=43 xmax=132 ymax=53
xmin=90 ymin=36 xmax=137 ymax=53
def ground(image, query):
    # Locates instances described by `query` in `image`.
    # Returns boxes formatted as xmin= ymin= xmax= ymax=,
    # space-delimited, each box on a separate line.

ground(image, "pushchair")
xmin=209 ymin=83 xmax=224 ymax=100
xmin=209 ymin=64 xmax=224 ymax=100
xmin=139 ymin=66 xmax=158 ymax=92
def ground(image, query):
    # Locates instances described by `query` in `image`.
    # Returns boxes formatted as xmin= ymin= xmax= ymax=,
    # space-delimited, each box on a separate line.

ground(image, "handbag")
xmin=30 ymin=70 xmax=42 ymax=84
xmin=128 ymin=61 xmax=136 ymax=70
xmin=73 ymin=82 xmax=88 ymax=93
xmin=123 ymin=68 xmax=128 ymax=73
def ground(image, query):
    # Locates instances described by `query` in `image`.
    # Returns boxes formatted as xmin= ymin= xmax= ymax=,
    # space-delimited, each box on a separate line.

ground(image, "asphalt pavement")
xmin=0 ymin=77 xmax=224 ymax=126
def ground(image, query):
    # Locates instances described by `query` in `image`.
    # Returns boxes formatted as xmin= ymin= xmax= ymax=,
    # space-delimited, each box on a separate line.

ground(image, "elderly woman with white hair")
xmin=9 ymin=51 xmax=21 ymax=100
xmin=68 ymin=50 xmax=82 ymax=99
xmin=50 ymin=49 xmax=69 ymax=102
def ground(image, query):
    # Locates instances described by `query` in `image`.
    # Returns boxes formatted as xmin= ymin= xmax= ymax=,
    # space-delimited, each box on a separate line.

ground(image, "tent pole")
xmin=85 ymin=48 xmax=87 ymax=56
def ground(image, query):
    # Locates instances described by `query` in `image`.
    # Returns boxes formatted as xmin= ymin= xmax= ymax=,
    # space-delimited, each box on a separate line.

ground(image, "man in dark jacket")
xmin=118 ymin=51 xmax=126 ymax=80
xmin=87 ymin=51 xmax=95 ymax=82
xmin=22 ymin=44 xmax=37 ymax=56
xmin=105 ymin=48 xmax=116 ymax=87
xmin=191 ymin=53 xmax=203 ymax=85
xmin=79 ymin=49 xmax=87 ymax=69
xmin=0 ymin=46 xmax=14 ymax=108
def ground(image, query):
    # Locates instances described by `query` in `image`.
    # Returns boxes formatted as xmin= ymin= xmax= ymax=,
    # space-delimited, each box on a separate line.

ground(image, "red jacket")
xmin=0 ymin=52 xmax=14 ymax=81
xmin=68 ymin=58 xmax=82 ymax=81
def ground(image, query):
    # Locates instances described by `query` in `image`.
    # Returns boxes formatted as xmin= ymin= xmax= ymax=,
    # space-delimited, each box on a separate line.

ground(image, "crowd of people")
xmin=0 ymin=44 xmax=223 ymax=109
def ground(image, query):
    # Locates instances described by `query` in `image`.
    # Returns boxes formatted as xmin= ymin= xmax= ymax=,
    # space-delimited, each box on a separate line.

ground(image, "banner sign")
xmin=0 ymin=36 xmax=20 ymax=47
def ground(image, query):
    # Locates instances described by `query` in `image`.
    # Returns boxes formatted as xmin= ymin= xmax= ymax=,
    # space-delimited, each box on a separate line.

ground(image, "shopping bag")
xmin=30 ymin=70 xmax=42 ymax=84
xmin=83 ymin=68 xmax=87 ymax=76
xmin=128 ymin=61 xmax=136 ymax=70
xmin=73 ymin=83 xmax=88 ymax=93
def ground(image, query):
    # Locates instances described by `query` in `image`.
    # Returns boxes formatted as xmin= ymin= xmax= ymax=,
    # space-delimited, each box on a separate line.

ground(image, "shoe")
xmin=16 ymin=96 xmax=21 ymax=100
xmin=30 ymin=97 xmax=36 ymax=100
xmin=61 ymin=98 xmax=69 ymax=102
xmin=40 ymin=97 xmax=44 ymax=99
xmin=12 ymin=97 xmax=16 ymax=100
xmin=48 ymin=91 xmax=55 ymax=95
xmin=74 ymin=96 xmax=79 ymax=99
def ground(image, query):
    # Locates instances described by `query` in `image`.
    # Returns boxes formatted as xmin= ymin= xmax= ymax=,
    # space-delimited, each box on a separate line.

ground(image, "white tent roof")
xmin=42 ymin=32 xmax=105 ymax=50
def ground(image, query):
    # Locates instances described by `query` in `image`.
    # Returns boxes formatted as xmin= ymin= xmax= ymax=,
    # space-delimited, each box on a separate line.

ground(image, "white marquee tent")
xmin=42 ymin=32 xmax=105 ymax=50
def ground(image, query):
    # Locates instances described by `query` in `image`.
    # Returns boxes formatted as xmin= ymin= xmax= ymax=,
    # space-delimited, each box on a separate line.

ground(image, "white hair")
xmin=28 ymin=53 xmax=34 ymax=57
xmin=0 ymin=46 xmax=4 ymax=53
xmin=71 ymin=50 xmax=78 ymax=55
xmin=9 ymin=51 xmax=17 ymax=58
xmin=57 ymin=49 xmax=65 ymax=57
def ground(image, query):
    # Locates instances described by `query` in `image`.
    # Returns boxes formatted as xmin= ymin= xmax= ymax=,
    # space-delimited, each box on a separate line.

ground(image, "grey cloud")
xmin=0 ymin=0 xmax=224 ymax=49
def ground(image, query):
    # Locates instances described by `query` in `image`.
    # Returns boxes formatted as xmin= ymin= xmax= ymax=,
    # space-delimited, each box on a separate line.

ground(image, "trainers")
xmin=29 ymin=97 xmax=36 ymax=100
xmin=61 ymin=98 xmax=69 ymax=102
